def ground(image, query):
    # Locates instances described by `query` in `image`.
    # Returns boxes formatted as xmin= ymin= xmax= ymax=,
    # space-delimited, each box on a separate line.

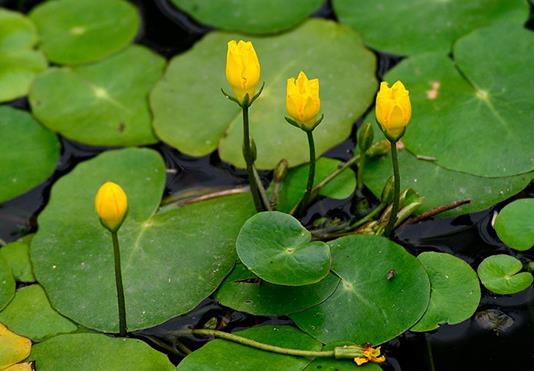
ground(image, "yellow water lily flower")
xmin=286 ymin=71 xmax=321 ymax=130
xmin=226 ymin=40 xmax=261 ymax=104
xmin=95 ymin=181 xmax=128 ymax=232
xmin=375 ymin=80 xmax=411 ymax=140
xmin=354 ymin=345 xmax=386 ymax=366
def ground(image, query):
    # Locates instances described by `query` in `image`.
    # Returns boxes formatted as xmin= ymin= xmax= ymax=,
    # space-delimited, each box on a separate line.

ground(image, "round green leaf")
xmin=0 ymin=235 xmax=35 ymax=283
xmin=495 ymin=199 xmax=534 ymax=251
xmin=333 ymin=0 xmax=528 ymax=56
xmin=31 ymin=148 xmax=255 ymax=332
xmin=291 ymin=235 xmax=430 ymax=345
xmin=477 ymin=254 xmax=533 ymax=295
xmin=375 ymin=22 xmax=534 ymax=177
xmin=177 ymin=325 xmax=322 ymax=371
xmin=0 ymin=256 xmax=15 ymax=311
xmin=0 ymin=9 xmax=47 ymax=102
xmin=411 ymin=252 xmax=481 ymax=332
xmin=276 ymin=157 xmax=356 ymax=213
xmin=0 ymin=107 xmax=59 ymax=203
xmin=363 ymin=145 xmax=533 ymax=217
xmin=29 ymin=46 xmax=164 ymax=146
xmin=29 ymin=0 xmax=140 ymax=65
xmin=0 ymin=285 xmax=77 ymax=341
xmin=216 ymin=264 xmax=339 ymax=316
xmin=236 ymin=211 xmax=331 ymax=286
xmin=151 ymin=19 xmax=377 ymax=169
xmin=171 ymin=0 xmax=323 ymax=34
xmin=31 ymin=333 xmax=174 ymax=371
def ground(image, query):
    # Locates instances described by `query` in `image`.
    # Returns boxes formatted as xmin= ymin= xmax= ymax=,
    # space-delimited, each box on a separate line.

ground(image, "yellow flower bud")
xmin=95 ymin=181 xmax=128 ymax=232
xmin=226 ymin=40 xmax=260 ymax=104
xmin=286 ymin=71 xmax=321 ymax=130
xmin=375 ymin=80 xmax=412 ymax=140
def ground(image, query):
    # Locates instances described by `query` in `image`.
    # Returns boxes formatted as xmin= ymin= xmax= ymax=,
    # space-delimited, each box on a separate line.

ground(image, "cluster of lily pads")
xmin=1 ymin=0 xmax=533 ymax=370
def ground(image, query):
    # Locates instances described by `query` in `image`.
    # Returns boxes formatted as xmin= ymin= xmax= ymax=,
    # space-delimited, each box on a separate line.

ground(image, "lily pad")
xmin=477 ymin=254 xmax=533 ymax=295
xmin=276 ymin=157 xmax=356 ymax=213
xmin=236 ymin=211 xmax=331 ymax=286
xmin=31 ymin=148 xmax=255 ymax=332
xmin=151 ymin=19 xmax=377 ymax=169
xmin=0 ymin=235 xmax=35 ymax=283
xmin=177 ymin=325 xmax=322 ymax=371
xmin=411 ymin=252 xmax=480 ymax=332
xmin=216 ymin=264 xmax=339 ymax=316
xmin=31 ymin=333 xmax=174 ymax=370
xmin=291 ymin=235 xmax=430 ymax=344
xmin=171 ymin=0 xmax=323 ymax=34
xmin=494 ymin=199 xmax=534 ymax=251
xmin=29 ymin=0 xmax=140 ymax=65
xmin=333 ymin=0 xmax=528 ymax=56
xmin=29 ymin=45 xmax=165 ymax=146
xmin=0 ymin=285 xmax=77 ymax=341
xmin=373 ymin=22 xmax=534 ymax=177
xmin=0 ymin=323 xmax=31 ymax=369
xmin=0 ymin=255 xmax=16 ymax=311
xmin=0 ymin=107 xmax=60 ymax=203
xmin=0 ymin=9 xmax=47 ymax=102
xmin=363 ymin=145 xmax=533 ymax=217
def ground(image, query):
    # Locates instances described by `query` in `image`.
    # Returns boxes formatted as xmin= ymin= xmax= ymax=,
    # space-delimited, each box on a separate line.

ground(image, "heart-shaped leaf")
xmin=0 ymin=255 xmax=16 ymax=311
xmin=0 ymin=323 xmax=31 ymax=369
xmin=495 ymin=199 xmax=534 ymax=251
xmin=236 ymin=211 xmax=331 ymax=286
xmin=477 ymin=254 xmax=533 ymax=295
xmin=0 ymin=235 xmax=35 ymax=283
xmin=31 ymin=148 xmax=255 ymax=332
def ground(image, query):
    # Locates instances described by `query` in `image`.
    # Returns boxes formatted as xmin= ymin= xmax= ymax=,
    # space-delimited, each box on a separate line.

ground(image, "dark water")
xmin=1 ymin=1 xmax=533 ymax=370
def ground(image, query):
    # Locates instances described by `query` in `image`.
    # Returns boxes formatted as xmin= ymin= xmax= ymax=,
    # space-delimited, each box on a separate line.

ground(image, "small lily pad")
xmin=0 ymin=9 xmax=47 ymax=102
xmin=0 ymin=285 xmax=77 ymax=342
xmin=0 ymin=256 xmax=16 ymax=311
xmin=494 ymin=199 xmax=534 ymax=251
xmin=29 ymin=0 xmax=140 ymax=65
xmin=171 ymin=0 xmax=323 ymax=34
xmin=151 ymin=19 xmax=377 ymax=169
xmin=216 ymin=264 xmax=339 ymax=316
xmin=0 ymin=106 xmax=60 ymax=203
xmin=31 ymin=333 xmax=174 ymax=370
xmin=411 ymin=252 xmax=480 ymax=332
xmin=477 ymin=255 xmax=533 ymax=295
xmin=276 ymin=157 xmax=356 ymax=213
xmin=177 ymin=325 xmax=322 ymax=371
xmin=0 ymin=235 xmax=35 ymax=283
xmin=0 ymin=323 xmax=31 ymax=369
xmin=333 ymin=0 xmax=528 ymax=56
xmin=29 ymin=45 xmax=165 ymax=146
xmin=236 ymin=211 xmax=331 ymax=286
xmin=291 ymin=235 xmax=430 ymax=344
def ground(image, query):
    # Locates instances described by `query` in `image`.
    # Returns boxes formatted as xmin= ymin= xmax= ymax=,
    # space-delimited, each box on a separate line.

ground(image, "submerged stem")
xmin=111 ymin=231 xmax=127 ymax=337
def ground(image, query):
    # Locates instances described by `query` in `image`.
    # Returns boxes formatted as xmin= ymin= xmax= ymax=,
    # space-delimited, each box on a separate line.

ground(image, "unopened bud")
xmin=366 ymin=140 xmax=390 ymax=158
xmin=358 ymin=122 xmax=374 ymax=153
xmin=381 ymin=176 xmax=395 ymax=204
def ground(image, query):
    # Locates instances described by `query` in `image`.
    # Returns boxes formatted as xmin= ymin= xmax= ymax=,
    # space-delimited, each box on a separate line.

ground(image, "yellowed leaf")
xmin=0 ymin=323 xmax=31 ymax=369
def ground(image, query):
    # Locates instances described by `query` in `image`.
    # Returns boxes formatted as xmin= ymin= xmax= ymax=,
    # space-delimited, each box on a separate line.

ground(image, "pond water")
xmin=1 ymin=0 xmax=533 ymax=370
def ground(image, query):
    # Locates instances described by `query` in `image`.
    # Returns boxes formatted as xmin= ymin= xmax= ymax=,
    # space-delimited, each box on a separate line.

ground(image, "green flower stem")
xmin=384 ymin=141 xmax=400 ymax=237
xmin=252 ymin=166 xmax=271 ymax=211
xmin=357 ymin=152 xmax=365 ymax=191
xmin=111 ymin=231 xmax=127 ymax=336
xmin=351 ymin=202 xmax=386 ymax=229
xmin=242 ymin=104 xmax=264 ymax=212
xmin=303 ymin=130 xmax=316 ymax=205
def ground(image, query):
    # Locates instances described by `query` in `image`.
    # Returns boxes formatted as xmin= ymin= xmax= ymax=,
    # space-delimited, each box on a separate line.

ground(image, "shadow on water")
xmin=0 ymin=0 xmax=533 ymax=370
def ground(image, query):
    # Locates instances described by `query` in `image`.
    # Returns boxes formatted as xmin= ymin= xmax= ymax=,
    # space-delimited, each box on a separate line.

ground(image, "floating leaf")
xmin=237 ymin=211 xmax=331 ymax=286
xmin=411 ymin=252 xmax=480 ymax=332
xmin=494 ymin=199 xmax=534 ymax=251
xmin=371 ymin=22 xmax=534 ymax=177
xmin=151 ymin=19 xmax=377 ymax=169
xmin=477 ymin=254 xmax=533 ymax=295
xmin=0 ymin=9 xmax=47 ymax=102
xmin=0 ymin=285 xmax=77 ymax=341
xmin=291 ymin=235 xmax=430 ymax=344
xmin=177 ymin=325 xmax=322 ymax=371
xmin=0 ymin=255 xmax=16 ymax=311
xmin=0 ymin=323 xmax=31 ymax=369
xmin=31 ymin=333 xmax=174 ymax=370
xmin=171 ymin=0 xmax=323 ymax=34
xmin=216 ymin=264 xmax=339 ymax=316
xmin=31 ymin=148 xmax=255 ymax=332
xmin=276 ymin=157 xmax=356 ymax=213
xmin=0 ymin=107 xmax=59 ymax=203
xmin=29 ymin=0 xmax=140 ymax=65
xmin=333 ymin=0 xmax=528 ymax=56
xmin=29 ymin=46 xmax=165 ymax=146
xmin=0 ymin=235 xmax=35 ymax=283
